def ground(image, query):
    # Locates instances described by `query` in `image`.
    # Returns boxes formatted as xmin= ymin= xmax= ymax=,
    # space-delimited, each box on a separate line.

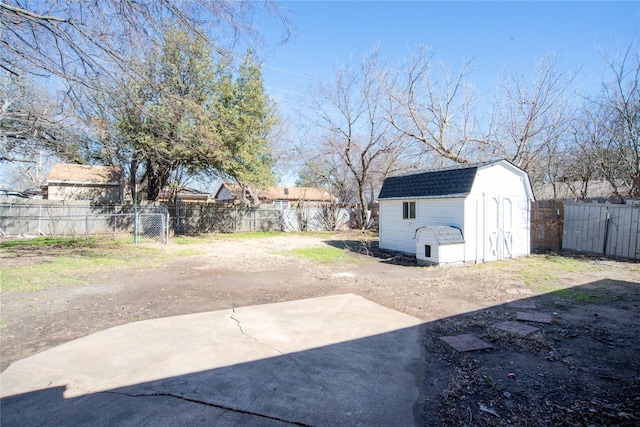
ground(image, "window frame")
xmin=402 ymin=201 xmax=416 ymax=220
xmin=424 ymin=244 xmax=432 ymax=258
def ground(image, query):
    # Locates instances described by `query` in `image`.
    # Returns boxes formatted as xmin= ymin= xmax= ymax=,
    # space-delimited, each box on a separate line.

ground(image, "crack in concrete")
xmin=102 ymin=390 xmax=312 ymax=426
xmin=230 ymin=308 xmax=328 ymax=391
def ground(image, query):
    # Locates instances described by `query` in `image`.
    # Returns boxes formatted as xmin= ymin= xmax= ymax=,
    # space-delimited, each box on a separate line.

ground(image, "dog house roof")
xmin=415 ymin=226 xmax=465 ymax=244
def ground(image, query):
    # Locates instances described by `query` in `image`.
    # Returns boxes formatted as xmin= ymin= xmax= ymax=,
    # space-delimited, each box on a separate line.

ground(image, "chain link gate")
xmin=135 ymin=211 xmax=169 ymax=243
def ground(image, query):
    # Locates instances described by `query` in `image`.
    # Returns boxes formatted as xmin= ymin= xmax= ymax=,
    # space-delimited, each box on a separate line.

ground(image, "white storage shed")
xmin=378 ymin=160 xmax=534 ymax=264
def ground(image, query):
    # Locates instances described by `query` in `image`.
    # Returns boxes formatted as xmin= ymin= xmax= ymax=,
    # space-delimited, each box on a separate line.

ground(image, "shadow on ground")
xmin=1 ymin=327 xmax=424 ymax=426
xmin=421 ymin=278 xmax=640 ymax=426
xmin=2 ymin=278 xmax=640 ymax=426
xmin=324 ymin=239 xmax=418 ymax=265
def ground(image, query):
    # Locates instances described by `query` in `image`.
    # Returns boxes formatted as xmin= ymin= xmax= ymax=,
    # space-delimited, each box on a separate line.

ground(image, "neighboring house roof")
xmin=158 ymin=186 xmax=214 ymax=202
xmin=415 ymin=226 xmax=465 ymax=244
xmin=47 ymin=163 xmax=123 ymax=185
xmin=259 ymin=186 xmax=335 ymax=202
xmin=378 ymin=159 xmax=532 ymax=200
xmin=216 ymin=183 xmax=335 ymax=203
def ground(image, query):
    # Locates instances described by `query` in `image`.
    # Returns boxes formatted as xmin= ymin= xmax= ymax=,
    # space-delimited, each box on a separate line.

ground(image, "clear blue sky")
xmin=256 ymin=1 xmax=640 ymax=114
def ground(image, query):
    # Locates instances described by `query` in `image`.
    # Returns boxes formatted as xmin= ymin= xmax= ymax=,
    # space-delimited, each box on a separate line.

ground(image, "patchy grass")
xmin=0 ymin=232 xmax=341 ymax=292
xmin=465 ymin=254 xmax=607 ymax=294
xmin=278 ymin=246 xmax=354 ymax=263
xmin=0 ymin=236 xmax=96 ymax=248
xmin=172 ymin=231 xmax=335 ymax=243
xmin=487 ymin=254 xmax=606 ymax=295
xmin=553 ymin=287 xmax=609 ymax=303
xmin=0 ymin=236 xmax=181 ymax=292
xmin=172 ymin=235 xmax=215 ymax=245
xmin=1 ymin=245 xmax=166 ymax=292
xmin=518 ymin=255 xmax=604 ymax=292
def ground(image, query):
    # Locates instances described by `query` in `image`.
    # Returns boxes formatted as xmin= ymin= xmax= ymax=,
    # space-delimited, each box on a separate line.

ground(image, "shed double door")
xmin=485 ymin=195 xmax=513 ymax=261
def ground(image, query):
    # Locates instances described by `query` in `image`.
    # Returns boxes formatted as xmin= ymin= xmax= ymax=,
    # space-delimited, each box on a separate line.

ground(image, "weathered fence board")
xmin=530 ymin=200 xmax=563 ymax=251
xmin=167 ymin=202 xmax=351 ymax=233
xmin=563 ymin=201 xmax=640 ymax=260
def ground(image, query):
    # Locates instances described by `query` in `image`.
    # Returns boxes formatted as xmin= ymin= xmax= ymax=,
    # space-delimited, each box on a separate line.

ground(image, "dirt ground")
xmin=2 ymin=233 xmax=640 ymax=426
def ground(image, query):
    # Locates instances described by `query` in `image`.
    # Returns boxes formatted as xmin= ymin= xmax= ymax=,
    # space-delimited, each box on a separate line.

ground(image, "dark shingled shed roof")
xmin=378 ymin=161 xmax=500 ymax=200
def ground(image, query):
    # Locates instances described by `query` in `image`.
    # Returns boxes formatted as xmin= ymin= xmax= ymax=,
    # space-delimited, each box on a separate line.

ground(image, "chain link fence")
xmin=0 ymin=203 xmax=169 ymax=243
xmin=1 ymin=201 xmax=354 ymax=241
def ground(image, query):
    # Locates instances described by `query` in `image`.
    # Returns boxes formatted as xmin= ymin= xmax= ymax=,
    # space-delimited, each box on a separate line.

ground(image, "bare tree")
xmin=301 ymin=49 xmax=416 ymax=228
xmin=386 ymin=47 xmax=485 ymax=165
xmin=0 ymin=1 xmax=290 ymax=84
xmin=560 ymin=105 xmax=608 ymax=200
xmin=489 ymin=55 xmax=576 ymax=183
xmin=560 ymin=43 xmax=640 ymax=202
xmin=596 ymin=42 xmax=640 ymax=199
xmin=1 ymin=0 xmax=291 ymax=179
xmin=0 ymin=71 xmax=87 ymax=167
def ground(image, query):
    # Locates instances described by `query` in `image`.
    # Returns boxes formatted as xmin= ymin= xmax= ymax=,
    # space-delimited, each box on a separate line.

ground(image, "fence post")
xmin=85 ymin=214 xmax=89 ymax=243
xmin=164 ymin=207 xmax=169 ymax=245
xmin=603 ymin=209 xmax=610 ymax=256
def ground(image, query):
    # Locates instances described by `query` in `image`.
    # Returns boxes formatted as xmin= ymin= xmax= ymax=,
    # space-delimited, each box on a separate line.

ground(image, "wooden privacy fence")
xmin=166 ymin=203 xmax=352 ymax=234
xmin=530 ymin=200 xmax=564 ymax=251
xmin=563 ymin=201 xmax=640 ymax=260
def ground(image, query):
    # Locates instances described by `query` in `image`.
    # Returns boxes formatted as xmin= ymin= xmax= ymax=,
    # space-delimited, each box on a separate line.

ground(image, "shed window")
xmin=424 ymin=245 xmax=431 ymax=258
xmin=402 ymin=201 xmax=416 ymax=219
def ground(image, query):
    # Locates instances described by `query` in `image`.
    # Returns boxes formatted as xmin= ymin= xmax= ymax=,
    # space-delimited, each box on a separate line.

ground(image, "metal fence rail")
xmin=563 ymin=201 xmax=640 ymax=260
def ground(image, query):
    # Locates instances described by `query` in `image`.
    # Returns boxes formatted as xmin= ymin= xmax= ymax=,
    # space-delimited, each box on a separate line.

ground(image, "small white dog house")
xmin=378 ymin=160 xmax=534 ymax=264
xmin=415 ymin=226 xmax=465 ymax=265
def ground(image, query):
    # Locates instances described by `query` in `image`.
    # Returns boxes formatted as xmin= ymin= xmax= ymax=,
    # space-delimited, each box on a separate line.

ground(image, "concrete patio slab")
xmin=1 ymin=294 xmax=425 ymax=426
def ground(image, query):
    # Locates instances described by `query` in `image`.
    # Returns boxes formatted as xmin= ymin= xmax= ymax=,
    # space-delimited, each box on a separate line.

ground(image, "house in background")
xmin=377 ymin=159 xmax=534 ymax=265
xmin=158 ymin=186 xmax=216 ymax=203
xmin=46 ymin=163 xmax=124 ymax=204
xmin=215 ymin=183 xmax=336 ymax=208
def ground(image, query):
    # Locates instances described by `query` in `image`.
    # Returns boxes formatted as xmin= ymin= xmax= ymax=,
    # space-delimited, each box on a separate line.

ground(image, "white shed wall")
xmin=467 ymin=163 xmax=531 ymax=261
xmin=379 ymin=198 xmax=464 ymax=254
xmin=440 ymin=244 xmax=465 ymax=264
xmin=470 ymin=164 xmax=529 ymax=198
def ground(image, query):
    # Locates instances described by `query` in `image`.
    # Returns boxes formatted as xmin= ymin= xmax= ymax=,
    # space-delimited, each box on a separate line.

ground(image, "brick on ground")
xmin=494 ymin=321 xmax=540 ymax=336
xmin=517 ymin=312 xmax=552 ymax=324
xmin=507 ymin=300 xmax=538 ymax=309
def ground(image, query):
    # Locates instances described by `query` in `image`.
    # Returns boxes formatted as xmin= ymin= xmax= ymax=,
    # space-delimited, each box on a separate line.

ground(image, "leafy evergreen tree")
xmin=212 ymin=51 xmax=277 ymax=203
